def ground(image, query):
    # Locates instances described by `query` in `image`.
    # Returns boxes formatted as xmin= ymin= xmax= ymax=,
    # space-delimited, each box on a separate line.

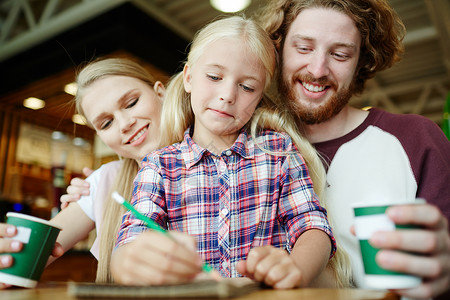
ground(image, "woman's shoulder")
xmin=82 ymin=160 xmax=119 ymax=182
xmin=99 ymin=160 xmax=123 ymax=172
xmin=85 ymin=160 xmax=122 ymax=186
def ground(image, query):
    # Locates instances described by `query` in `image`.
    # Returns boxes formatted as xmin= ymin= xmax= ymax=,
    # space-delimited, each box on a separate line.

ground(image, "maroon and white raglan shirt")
xmin=314 ymin=108 xmax=450 ymax=288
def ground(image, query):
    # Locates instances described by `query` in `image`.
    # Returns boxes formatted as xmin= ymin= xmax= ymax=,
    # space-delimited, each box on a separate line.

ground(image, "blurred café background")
xmin=0 ymin=0 xmax=449 ymax=281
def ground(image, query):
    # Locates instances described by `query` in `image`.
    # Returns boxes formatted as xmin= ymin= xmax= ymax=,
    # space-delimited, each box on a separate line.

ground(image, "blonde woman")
xmin=0 ymin=57 xmax=165 ymax=287
xmin=111 ymin=16 xmax=343 ymax=289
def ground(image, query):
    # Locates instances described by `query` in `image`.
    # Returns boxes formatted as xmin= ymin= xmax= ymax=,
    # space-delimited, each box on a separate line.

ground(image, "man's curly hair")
xmin=255 ymin=0 xmax=406 ymax=94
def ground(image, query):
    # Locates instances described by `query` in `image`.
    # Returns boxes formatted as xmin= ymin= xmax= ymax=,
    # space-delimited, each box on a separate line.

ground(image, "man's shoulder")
xmin=367 ymin=108 xmax=449 ymax=155
xmin=371 ymin=108 xmax=435 ymax=126
xmin=369 ymin=108 xmax=440 ymax=135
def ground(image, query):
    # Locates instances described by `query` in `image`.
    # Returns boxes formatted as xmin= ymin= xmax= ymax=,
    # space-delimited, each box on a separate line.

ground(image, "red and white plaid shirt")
xmin=116 ymin=128 xmax=335 ymax=277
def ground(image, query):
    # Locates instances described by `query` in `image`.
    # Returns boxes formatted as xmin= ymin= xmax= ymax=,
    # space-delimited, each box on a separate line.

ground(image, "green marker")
xmin=112 ymin=191 xmax=214 ymax=274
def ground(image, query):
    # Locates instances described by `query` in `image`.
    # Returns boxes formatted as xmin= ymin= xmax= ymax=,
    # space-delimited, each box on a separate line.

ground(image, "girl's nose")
xmin=219 ymin=83 xmax=236 ymax=104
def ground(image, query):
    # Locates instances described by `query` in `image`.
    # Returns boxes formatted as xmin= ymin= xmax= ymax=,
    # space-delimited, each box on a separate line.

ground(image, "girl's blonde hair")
xmin=161 ymin=15 xmax=325 ymax=204
xmin=74 ymin=57 xmax=155 ymax=283
xmin=160 ymin=15 xmax=350 ymax=287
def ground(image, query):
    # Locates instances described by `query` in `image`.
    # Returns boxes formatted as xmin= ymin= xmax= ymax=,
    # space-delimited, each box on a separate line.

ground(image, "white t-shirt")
xmin=77 ymin=160 xmax=122 ymax=259
xmin=314 ymin=108 xmax=450 ymax=288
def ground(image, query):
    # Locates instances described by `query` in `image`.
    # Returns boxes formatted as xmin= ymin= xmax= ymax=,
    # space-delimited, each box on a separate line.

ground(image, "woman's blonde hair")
xmin=74 ymin=57 xmax=155 ymax=283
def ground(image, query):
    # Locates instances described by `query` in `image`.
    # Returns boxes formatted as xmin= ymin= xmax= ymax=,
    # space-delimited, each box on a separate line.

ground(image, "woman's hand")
xmin=60 ymin=167 xmax=93 ymax=209
xmin=0 ymin=224 xmax=22 ymax=289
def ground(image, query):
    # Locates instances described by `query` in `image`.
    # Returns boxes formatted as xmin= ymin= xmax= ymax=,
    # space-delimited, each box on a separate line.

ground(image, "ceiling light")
xmin=52 ymin=131 xmax=67 ymax=141
xmin=72 ymin=114 xmax=87 ymax=125
xmin=73 ymin=137 xmax=88 ymax=147
xmin=210 ymin=0 xmax=251 ymax=13
xmin=64 ymin=82 xmax=77 ymax=96
xmin=23 ymin=97 xmax=45 ymax=110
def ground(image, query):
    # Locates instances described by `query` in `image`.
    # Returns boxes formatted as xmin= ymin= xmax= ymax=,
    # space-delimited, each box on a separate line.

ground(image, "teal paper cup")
xmin=0 ymin=212 xmax=62 ymax=288
xmin=353 ymin=202 xmax=422 ymax=289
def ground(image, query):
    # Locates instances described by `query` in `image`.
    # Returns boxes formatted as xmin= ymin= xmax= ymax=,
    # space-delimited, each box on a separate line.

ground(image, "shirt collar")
xmin=181 ymin=126 xmax=255 ymax=169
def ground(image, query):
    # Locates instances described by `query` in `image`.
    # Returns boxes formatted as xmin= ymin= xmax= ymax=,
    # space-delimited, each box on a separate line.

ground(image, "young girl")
xmin=111 ymin=16 xmax=337 ymax=289
xmin=0 ymin=57 xmax=165 ymax=287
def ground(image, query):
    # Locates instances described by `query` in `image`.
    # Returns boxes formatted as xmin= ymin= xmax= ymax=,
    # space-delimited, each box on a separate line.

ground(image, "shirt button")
xmin=220 ymin=165 xmax=227 ymax=172
xmin=221 ymin=208 xmax=229 ymax=216
xmin=225 ymin=150 xmax=232 ymax=156
xmin=222 ymin=260 xmax=228 ymax=269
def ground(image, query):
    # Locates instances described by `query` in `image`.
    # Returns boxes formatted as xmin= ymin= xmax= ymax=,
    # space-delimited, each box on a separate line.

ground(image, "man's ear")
xmin=153 ymin=81 xmax=165 ymax=100
xmin=183 ymin=64 xmax=192 ymax=93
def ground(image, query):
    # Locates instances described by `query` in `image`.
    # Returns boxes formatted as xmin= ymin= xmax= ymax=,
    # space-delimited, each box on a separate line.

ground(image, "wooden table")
xmin=1 ymin=282 xmax=399 ymax=300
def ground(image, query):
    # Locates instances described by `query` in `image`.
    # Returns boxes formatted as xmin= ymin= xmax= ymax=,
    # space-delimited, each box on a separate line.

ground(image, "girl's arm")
xmin=289 ymin=229 xmax=332 ymax=286
xmin=47 ymin=202 xmax=95 ymax=265
xmin=236 ymin=228 xmax=331 ymax=289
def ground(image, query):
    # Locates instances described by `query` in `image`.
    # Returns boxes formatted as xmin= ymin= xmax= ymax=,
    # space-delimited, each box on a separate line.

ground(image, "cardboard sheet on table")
xmin=67 ymin=277 xmax=260 ymax=298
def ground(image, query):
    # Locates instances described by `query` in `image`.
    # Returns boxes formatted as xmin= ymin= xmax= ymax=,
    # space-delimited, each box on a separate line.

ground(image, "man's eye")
xmin=296 ymin=46 xmax=312 ymax=53
xmin=332 ymin=52 xmax=350 ymax=61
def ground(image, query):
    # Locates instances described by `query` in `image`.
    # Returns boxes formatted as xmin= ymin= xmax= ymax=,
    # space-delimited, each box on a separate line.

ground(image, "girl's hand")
xmin=236 ymin=246 xmax=302 ymax=289
xmin=60 ymin=167 xmax=93 ymax=209
xmin=0 ymin=224 xmax=22 ymax=289
xmin=111 ymin=231 xmax=204 ymax=285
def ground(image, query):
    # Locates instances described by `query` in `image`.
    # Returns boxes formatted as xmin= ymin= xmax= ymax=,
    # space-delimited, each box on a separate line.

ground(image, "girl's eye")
xmin=206 ymin=74 xmax=221 ymax=81
xmin=239 ymin=84 xmax=254 ymax=92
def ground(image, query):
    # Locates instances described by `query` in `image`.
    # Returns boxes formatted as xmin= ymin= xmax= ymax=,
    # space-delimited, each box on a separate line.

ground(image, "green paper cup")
xmin=0 ymin=212 xmax=62 ymax=288
xmin=353 ymin=202 xmax=422 ymax=289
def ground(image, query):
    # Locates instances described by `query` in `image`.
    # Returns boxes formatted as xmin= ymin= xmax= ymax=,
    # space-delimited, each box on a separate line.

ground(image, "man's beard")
xmin=278 ymin=73 xmax=354 ymax=125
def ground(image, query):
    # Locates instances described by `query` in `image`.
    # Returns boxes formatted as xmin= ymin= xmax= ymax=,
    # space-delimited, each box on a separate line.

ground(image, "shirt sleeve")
xmin=76 ymin=165 xmax=103 ymax=221
xmin=115 ymin=156 xmax=167 ymax=248
xmin=278 ymin=140 xmax=336 ymax=257
xmin=410 ymin=119 xmax=450 ymax=220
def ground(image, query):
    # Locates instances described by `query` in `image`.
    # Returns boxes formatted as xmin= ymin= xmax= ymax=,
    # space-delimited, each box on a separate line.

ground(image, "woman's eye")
xmin=99 ymin=119 xmax=112 ymax=130
xmin=240 ymin=84 xmax=254 ymax=92
xmin=126 ymin=97 xmax=139 ymax=108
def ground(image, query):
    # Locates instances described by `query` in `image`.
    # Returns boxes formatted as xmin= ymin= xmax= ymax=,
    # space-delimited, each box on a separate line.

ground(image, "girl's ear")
xmin=183 ymin=64 xmax=192 ymax=93
xmin=153 ymin=81 xmax=165 ymax=101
